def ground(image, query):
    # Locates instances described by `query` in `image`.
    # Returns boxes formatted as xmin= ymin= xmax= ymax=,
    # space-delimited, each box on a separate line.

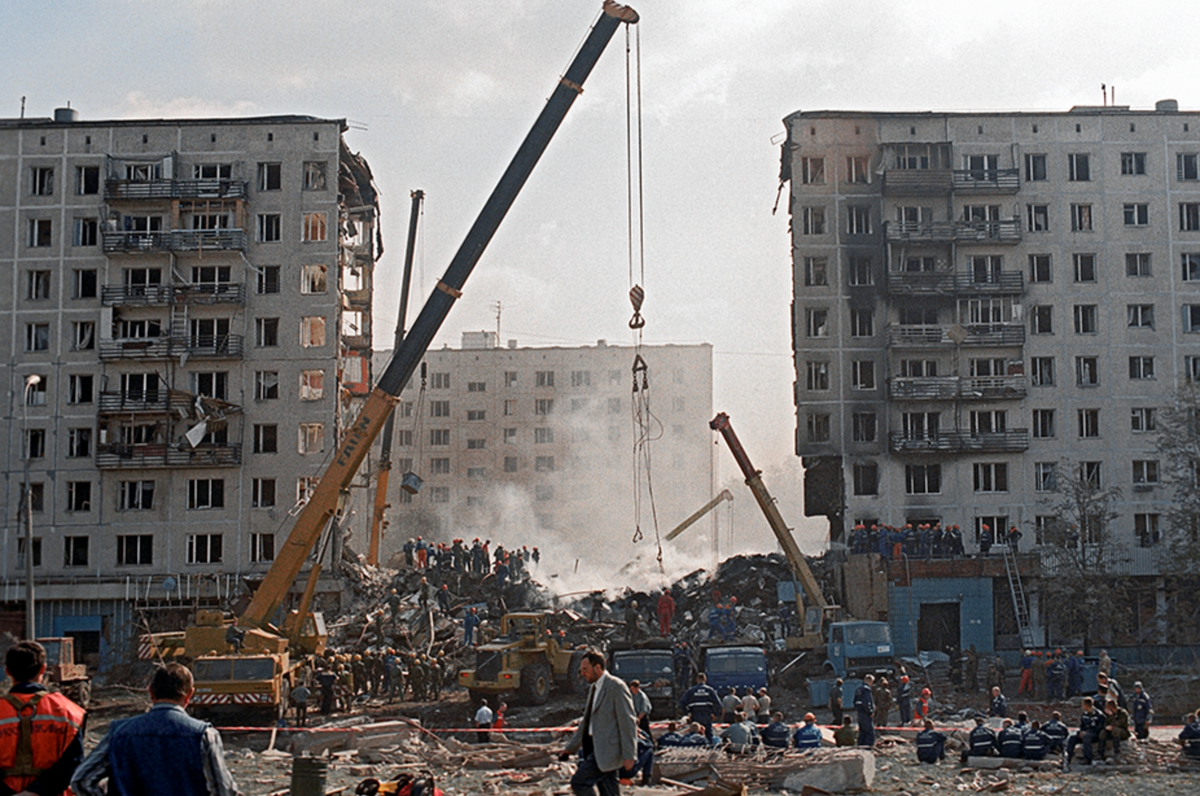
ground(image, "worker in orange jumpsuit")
xmin=657 ymin=591 xmax=676 ymax=637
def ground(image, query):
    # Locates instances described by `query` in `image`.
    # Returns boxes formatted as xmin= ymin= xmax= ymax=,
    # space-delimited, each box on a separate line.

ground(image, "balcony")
xmin=102 ymin=229 xmax=247 ymax=254
xmin=99 ymin=335 xmax=245 ymax=361
xmin=101 ymin=282 xmax=245 ymax=307
xmin=886 ymin=271 xmax=1024 ymax=297
xmin=884 ymin=219 xmax=1021 ymax=245
xmin=887 ymin=323 xmax=1025 ymax=348
xmin=98 ymin=390 xmax=193 ymax=414
xmin=882 ymin=170 xmax=953 ymax=196
xmin=105 ymin=179 xmax=248 ymax=201
xmin=95 ymin=443 xmax=242 ymax=469
xmin=951 ymin=168 xmax=1020 ymax=194
xmin=889 ymin=429 xmax=1030 ymax=454
xmin=888 ymin=376 xmax=1027 ymax=401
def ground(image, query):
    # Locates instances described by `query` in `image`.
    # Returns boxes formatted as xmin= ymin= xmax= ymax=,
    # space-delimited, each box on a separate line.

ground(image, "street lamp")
xmin=21 ymin=374 xmax=40 ymax=640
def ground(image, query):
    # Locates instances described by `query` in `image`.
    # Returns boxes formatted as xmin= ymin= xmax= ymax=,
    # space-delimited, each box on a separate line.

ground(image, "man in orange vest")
xmin=0 ymin=639 xmax=86 ymax=795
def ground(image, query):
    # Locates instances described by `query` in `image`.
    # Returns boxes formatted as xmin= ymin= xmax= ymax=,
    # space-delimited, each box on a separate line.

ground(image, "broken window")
xmin=302 ymin=212 xmax=327 ymax=242
xmin=303 ymin=161 xmax=327 ymax=190
xmin=299 ymin=423 xmax=325 ymax=454
xmin=72 ymin=321 xmax=95 ymax=351
xmin=255 ymin=371 xmax=279 ymax=401
xmin=342 ymin=310 xmax=364 ymax=337
xmin=300 ymin=370 xmax=324 ymax=400
xmin=300 ymin=316 xmax=326 ymax=347
xmin=301 ymin=264 xmax=328 ymax=293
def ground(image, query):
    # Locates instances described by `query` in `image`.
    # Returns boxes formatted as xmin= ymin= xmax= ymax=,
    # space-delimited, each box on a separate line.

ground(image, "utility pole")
xmin=22 ymin=374 xmax=40 ymax=639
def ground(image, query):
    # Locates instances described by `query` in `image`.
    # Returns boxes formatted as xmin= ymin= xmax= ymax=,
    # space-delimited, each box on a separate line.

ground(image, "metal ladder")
xmin=1001 ymin=542 xmax=1036 ymax=648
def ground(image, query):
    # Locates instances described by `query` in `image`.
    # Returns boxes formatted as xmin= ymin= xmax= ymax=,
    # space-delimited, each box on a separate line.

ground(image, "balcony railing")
xmin=951 ymin=168 xmax=1021 ymax=193
xmin=99 ymin=335 xmax=244 ymax=360
xmin=887 ymin=323 xmax=1025 ymax=348
xmin=882 ymin=169 xmax=953 ymax=196
xmin=885 ymin=219 xmax=1021 ymax=245
xmin=97 ymin=390 xmax=194 ymax=414
xmin=886 ymin=271 xmax=1024 ymax=296
xmin=95 ymin=443 xmax=242 ymax=469
xmin=102 ymin=229 xmax=247 ymax=253
xmin=101 ymin=282 xmax=245 ymax=307
xmin=888 ymin=376 xmax=1027 ymax=401
xmin=889 ymin=429 xmax=1030 ymax=454
xmin=105 ymin=179 xmax=248 ymax=201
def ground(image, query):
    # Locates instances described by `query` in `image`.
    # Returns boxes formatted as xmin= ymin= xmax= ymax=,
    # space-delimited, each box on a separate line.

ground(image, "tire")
xmin=518 ymin=661 xmax=552 ymax=705
xmin=566 ymin=650 xmax=589 ymax=695
xmin=74 ymin=680 xmax=91 ymax=708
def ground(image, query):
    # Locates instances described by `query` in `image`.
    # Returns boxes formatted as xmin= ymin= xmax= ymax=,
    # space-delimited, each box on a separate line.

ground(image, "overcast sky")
xmin=4 ymin=0 xmax=1197 ymax=552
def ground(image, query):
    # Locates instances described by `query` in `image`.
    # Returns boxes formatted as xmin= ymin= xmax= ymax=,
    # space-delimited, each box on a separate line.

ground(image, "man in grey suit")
xmin=560 ymin=649 xmax=637 ymax=796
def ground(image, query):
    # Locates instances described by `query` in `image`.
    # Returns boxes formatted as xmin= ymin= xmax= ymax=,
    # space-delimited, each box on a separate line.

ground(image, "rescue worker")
xmin=1018 ymin=650 xmax=1035 ymax=696
xmin=1131 ymin=682 xmax=1154 ymax=740
xmin=828 ymin=679 xmax=844 ymax=725
xmin=657 ymin=721 xmax=687 ymax=748
xmin=316 ymin=668 xmax=337 ymax=715
xmin=0 ymin=640 xmax=86 ymax=796
xmin=873 ymin=677 xmax=893 ymax=728
xmin=463 ymin=606 xmax=480 ymax=646
xmin=1047 ymin=652 xmax=1067 ymax=701
xmin=291 ymin=682 xmax=310 ymax=727
xmin=834 ymin=716 xmax=858 ymax=747
xmin=1065 ymin=697 xmax=1104 ymax=766
xmin=961 ymin=716 xmax=997 ymax=763
xmin=437 ymin=584 xmax=452 ymax=614
xmin=761 ymin=712 xmax=791 ymax=749
xmin=1042 ymin=711 xmax=1069 ymax=754
xmin=1021 ymin=720 xmax=1051 ymax=761
xmin=1178 ymin=712 xmax=1200 ymax=759
xmin=679 ymin=673 xmax=722 ymax=740
xmin=657 ymin=590 xmax=675 ymax=637
xmin=915 ymin=718 xmax=947 ymax=763
xmin=1097 ymin=698 xmax=1130 ymax=760
xmin=896 ymin=675 xmax=913 ymax=724
xmin=854 ymin=674 xmax=876 ymax=747
xmin=914 ymin=687 xmax=932 ymax=723
xmin=793 ymin=713 xmax=822 ymax=750
xmin=720 ymin=688 xmax=741 ymax=724
xmin=988 ymin=685 xmax=1007 ymax=718
xmin=997 ymin=718 xmax=1024 ymax=759
xmin=718 ymin=711 xmax=759 ymax=753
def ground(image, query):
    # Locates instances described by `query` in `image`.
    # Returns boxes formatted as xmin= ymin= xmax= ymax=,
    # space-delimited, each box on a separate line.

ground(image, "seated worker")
xmin=1097 ymin=698 xmax=1131 ymax=760
xmin=718 ymin=711 xmax=760 ymax=753
xmin=1065 ymin=697 xmax=1105 ymax=766
xmin=998 ymin=718 xmax=1025 ymax=759
xmin=833 ymin=716 xmax=858 ymax=747
xmin=761 ymin=711 xmax=792 ymax=749
xmin=657 ymin=721 xmax=686 ymax=748
xmin=916 ymin=719 xmax=947 ymax=764
xmin=961 ymin=716 xmax=998 ymax=764
xmin=793 ymin=713 xmax=822 ymax=750
xmin=1020 ymin=720 xmax=1051 ymax=761
xmin=617 ymin=727 xmax=655 ymax=787
xmin=678 ymin=722 xmax=712 ymax=747
xmin=1179 ymin=713 xmax=1200 ymax=759
xmin=1042 ymin=711 xmax=1069 ymax=754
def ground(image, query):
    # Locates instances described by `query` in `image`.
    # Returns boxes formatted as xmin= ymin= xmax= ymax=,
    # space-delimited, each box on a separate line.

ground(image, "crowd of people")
xmin=850 ymin=521 xmax=1027 ymax=558
xmin=401 ymin=536 xmax=540 ymax=583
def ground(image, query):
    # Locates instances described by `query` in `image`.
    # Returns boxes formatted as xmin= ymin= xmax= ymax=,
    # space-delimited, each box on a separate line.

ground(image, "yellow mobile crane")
xmin=142 ymin=1 xmax=640 ymax=723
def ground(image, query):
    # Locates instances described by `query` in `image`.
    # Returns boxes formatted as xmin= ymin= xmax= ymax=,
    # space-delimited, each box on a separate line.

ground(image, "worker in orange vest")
xmin=657 ymin=591 xmax=676 ymax=636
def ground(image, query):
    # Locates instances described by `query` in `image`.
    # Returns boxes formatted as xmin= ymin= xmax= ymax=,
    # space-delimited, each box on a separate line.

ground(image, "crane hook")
xmin=629 ymin=284 xmax=645 ymax=329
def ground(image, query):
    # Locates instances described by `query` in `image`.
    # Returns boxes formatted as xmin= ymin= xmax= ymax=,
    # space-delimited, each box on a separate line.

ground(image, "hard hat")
xmin=922 ymin=688 xmax=931 ymax=696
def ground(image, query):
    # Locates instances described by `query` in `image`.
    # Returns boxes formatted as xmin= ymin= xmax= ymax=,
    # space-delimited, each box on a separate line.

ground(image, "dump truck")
xmin=458 ymin=613 xmax=589 ymax=705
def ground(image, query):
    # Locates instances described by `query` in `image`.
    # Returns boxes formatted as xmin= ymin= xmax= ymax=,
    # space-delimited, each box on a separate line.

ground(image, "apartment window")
xmin=848 ymin=257 xmax=874 ymax=286
xmin=69 ymin=271 xmax=97 ymax=302
xmin=853 ymin=463 xmax=879 ymax=496
xmin=66 ymin=482 xmax=91 ymax=513
xmin=73 ymin=217 xmax=98 ymax=247
xmin=1128 ymin=407 xmax=1156 ymax=433
xmin=503 ymin=399 xmax=517 ymax=417
xmin=1070 ymin=204 xmax=1093 ymax=231
xmin=1182 ymin=203 xmax=1200 ymax=231
xmin=258 ymin=162 xmax=281 ymax=191
xmin=900 ymin=359 xmax=937 ymax=377
xmin=535 ymin=456 xmax=556 ymax=472
xmin=1179 ymin=153 xmax=1199 ymax=181
xmin=188 ymin=479 xmax=225 ymax=510
xmin=1078 ymin=408 xmax=1101 ymax=438
xmin=187 ymin=534 xmax=223 ymax=564
xmin=467 ymin=468 xmax=487 ymax=482
xmin=806 ymin=413 xmax=831 ymax=443
xmin=503 ymin=428 xmax=517 ymax=445
xmin=250 ymin=533 xmax=275 ymax=563
xmin=257 ymin=213 xmax=281 ymax=242
xmin=852 ymin=412 xmax=877 ymax=442
xmin=430 ymin=429 xmax=450 ymax=446
xmin=67 ymin=428 xmax=91 ymax=459
xmin=1080 ymin=461 xmax=1102 ymax=487
xmin=303 ymin=161 xmax=327 ymax=190
xmin=1135 ymin=513 xmax=1161 ymax=547
xmin=1028 ymin=254 xmax=1052 ymax=283
xmin=806 ymin=308 xmax=829 ymax=337
xmin=1126 ymin=253 xmax=1151 ymax=277
xmin=1068 ymin=153 xmax=1091 ymax=181
xmin=466 ymin=438 xmax=486 ymax=450
xmin=1030 ymin=306 xmax=1054 ymax=335
xmin=535 ymin=371 xmax=555 ymax=388
xmin=1133 ymin=460 xmax=1160 ymax=485
xmin=1186 ymin=305 xmax=1200 ymax=332
xmin=1029 ymin=357 xmax=1054 ymax=387
xmin=254 ymin=371 xmax=279 ymax=401
xmin=501 ymin=371 xmax=518 ymax=390
xmin=76 ymin=165 xmax=99 ymax=195
xmin=846 ymin=155 xmax=870 ymax=183
xmin=1025 ymin=204 xmax=1049 ymax=232
xmin=430 ymin=400 xmax=450 ymax=418
xmin=1124 ymin=203 xmax=1149 ymax=226
xmin=1071 ymin=254 xmax=1096 ymax=282
xmin=300 ymin=317 xmax=326 ymax=347
xmin=1024 ymin=153 xmax=1047 ymax=181
xmin=464 ymin=380 xmax=488 ymax=395
xmin=851 ymin=360 xmax=875 ymax=390
xmin=17 ymin=538 xmax=42 ymax=568
xmin=799 ymin=156 xmax=825 ymax=184
xmin=299 ymin=423 xmax=325 ymax=454
xmin=255 ymin=317 xmax=280 ymax=348
xmin=23 ymin=428 xmax=46 ymax=459
xmin=296 ymin=477 xmax=321 ymax=505
xmin=806 ymin=361 xmax=829 ymax=391
xmin=302 ymin=212 xmax=327 ymax=242
xmin=253 ymin=424 xmax=278 ymax=454
xmin=1121 ymin=152 xmax=1147 ymax=175
xmin=902 ymin=412 xmax=939 ymax=439
xmin=534 ymin=485 xmax=555 ymax=502
xmin=257 ymin=265 xmax=281 ymax=294
xmin=1076 ymin=356 xmax=1099 ymax=386
xmin=192 ymin=371 xmax=228 ymax=400
xmin=1074 ymin=305 xmax=1097 ymax=334
xmin=973 ymin=463 xmax=1009 ymax=493
xmin=504 ymin=456 xmax=518 ymax=473
xmin=804 ymin=257 xmax=828 ymax=286
xmin=1032 ymin=409 xmax=1055 ymax=438
xmin=31 ymin=166 xmax=54 ymax=195
xmin=252 ymin=478 xmax=276 ymax=508
xmin=1129 ymin=356 xmax=1155 ymax=379
xmin=430 ymin=457 xmax=451 ymax=475
xmin=72 ymin=321 xmax=95 ymax=351
xmin=801 ymin=206 xmax=826 ymax=235
xmin=63 ymin=535 xmax=89 ymax=567
xmin=1127 ymin=304 xmax=1154 ymax=329
xmin=846 ymin=206 xmax=870 ymax=235
xmin=970 ymin=408 xmax=1007 ymax=433
xmin=850 ymin=308 xmax=874 ymax=337
xmin=300 ymin=264 xmax=327 ymax=293
xmin=68 ymin=374 xmax=93 ymax=404
xmin=117 ymin=535 xmax=153 ymax=565
xmin=1035 ymin=462 xmax=1057 ymax=493
xmin=1183 ymin=254 xmax=1200 ymax=282
xmin=26 ymin=323 xmax=49 ymax=352
xmin=28 ymin=219 xmax=52 ymax=248
xmin=533 ymin=427 xmax=554 ymax=444
xmin=535 ymin=399 xmax=554 ymax=415
xmin=430 ymin=372 xmax=450 ymax=389
xmin=905 ymin=464 xmax=941 ymax=494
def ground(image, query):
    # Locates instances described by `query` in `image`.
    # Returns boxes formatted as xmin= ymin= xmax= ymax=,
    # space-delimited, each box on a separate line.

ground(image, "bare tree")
xmin=1154 ymin=385 xmax=1200 ymax=639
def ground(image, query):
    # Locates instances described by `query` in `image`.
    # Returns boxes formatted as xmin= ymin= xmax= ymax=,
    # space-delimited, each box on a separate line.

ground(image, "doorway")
xmin=918 ymin=602 xmax=961 ymax=653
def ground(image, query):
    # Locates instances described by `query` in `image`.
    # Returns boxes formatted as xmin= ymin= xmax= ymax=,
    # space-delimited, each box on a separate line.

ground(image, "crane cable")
xmin=624 ymin=23 xmax=664 ymax=575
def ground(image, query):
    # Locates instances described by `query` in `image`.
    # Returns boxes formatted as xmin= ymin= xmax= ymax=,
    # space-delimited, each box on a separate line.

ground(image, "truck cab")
xmin=702 ymin=646 xmax=768 ymax=695
xmin=823 ymin=621 xmax=894 ymax=679
xmin=609 ymin=644 xmax=675 ymax=719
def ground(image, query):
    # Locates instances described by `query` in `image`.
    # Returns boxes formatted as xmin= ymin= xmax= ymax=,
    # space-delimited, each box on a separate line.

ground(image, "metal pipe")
xmin=22 ymin=374 xmax=40 ymax=640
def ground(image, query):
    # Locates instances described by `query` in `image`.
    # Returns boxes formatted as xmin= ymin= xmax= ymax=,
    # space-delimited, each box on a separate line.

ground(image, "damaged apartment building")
xmin=0 ymin=109 xmax=379 ymax=668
